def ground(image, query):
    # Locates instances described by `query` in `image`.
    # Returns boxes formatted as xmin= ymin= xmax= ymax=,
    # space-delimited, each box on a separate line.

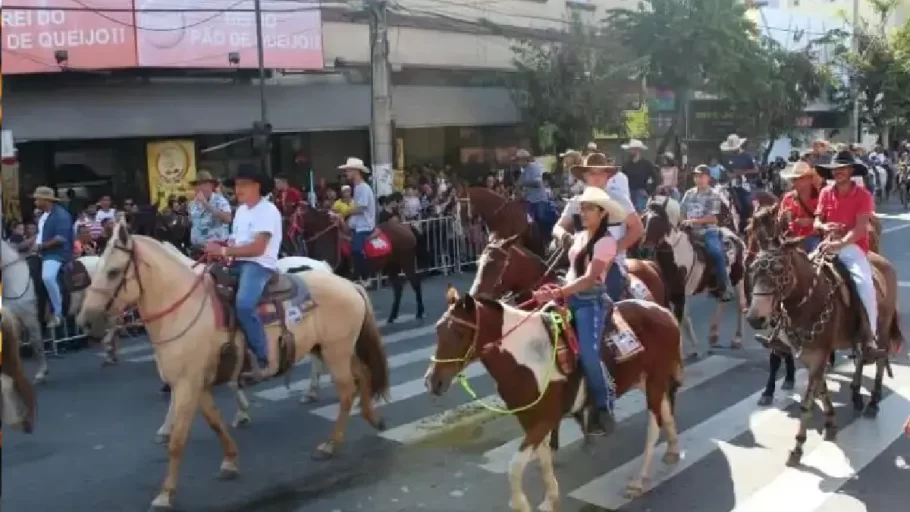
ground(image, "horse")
xmin=1 ymin=308 xmax=37 ymax=434
xmin=641 ymin=197 xmax=748 ymax=355
xmin=457 ymin=186 xmax=547 ymax=258
xmin=76 ymin=223 xmax=391 ymax=511
xmin=426 ymin=290 xmax=683 ymax=510
xmin=745 ymin=206 xmax=904 ymax=466
xmin=301 ymin=209 xmax=425 ymax=324
xmin=2 ymin=239 xmax=47 ymax=383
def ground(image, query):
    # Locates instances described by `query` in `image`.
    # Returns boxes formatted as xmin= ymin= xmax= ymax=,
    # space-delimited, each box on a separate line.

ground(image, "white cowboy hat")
xmin=779 ymin=161 xmax=819 ymax=181
xmin=514 ymin=149 xmax=533 ymax=160
xmin=621 ymin=139 xmax=648 ymax=151
xmin=586 ymin=141 xmax=598 ymax=150
xmin=720 ymin=134 xmax=747 ymax=151
xmin=338 ymin=157 xmax=371 ymax=174
xmin=577 ymin=186 xmax=627 ymax=223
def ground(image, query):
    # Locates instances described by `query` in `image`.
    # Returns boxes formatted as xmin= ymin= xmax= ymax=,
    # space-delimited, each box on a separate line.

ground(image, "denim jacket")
xmin=40 ymin=204 xmax=74 ymax=262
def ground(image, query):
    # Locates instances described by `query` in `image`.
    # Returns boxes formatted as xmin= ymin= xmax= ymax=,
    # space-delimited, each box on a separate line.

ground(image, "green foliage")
xmin=508 ymin=16 xmax=631 ymax=153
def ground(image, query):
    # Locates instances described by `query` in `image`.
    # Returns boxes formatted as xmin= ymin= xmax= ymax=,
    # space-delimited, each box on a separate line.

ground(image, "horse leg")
xmin=26 ymin=313 xmax=48 ymax=384
xmin=199 ymin=390 xmax=240 ymax=479
xmin=535 ymin=437 xmax=560 ymax=512
xmin=682 ymin=304 xmax=700 ymax=359
xmin=759 ymin=352 xmax=784 ymax=406
xmin=150 ymin=381 xmax=202 ymax=512
xmin=787 ymin=370 xmax=819 ymax=467
xmin=407 ymin=270 xmax=425 ymax=320
xmin=708 ymin=300 xmax=723 ymax=349
xmin=660 ymin=392 xmax=681 ymax=464
xmin=732 ymin=279 xmax=746 ymax=347
xmin=300 ymin=353 xmax=323 ymax=404
xmin=386 ymin=272 xmax=404 ymax=325
xmin=353 ymin=358 xmax=386 ymax=431
xmin=820 ymin=380 xmax=837 ymax=441
xmin=156 ymin=392 xmax=175 ymax=444
xmin=508 ymin=441 xmax=535 ymax=512
xmin=863 ymin=360 xmax=887 ymax=418
xmin=548 ymin=423 xmax=560 ymax=451
xmin=228 ymin=382 xmax=251 ymax=428
xmin=627 ymin=386 xmax=670 ymax=498
xmin=850 ymin=356 xmax=865 ymax=412
xmin=312 ymin=358 xmax=356 ymax=460
xmin=100 ymin=328 xmax=120 ymax=367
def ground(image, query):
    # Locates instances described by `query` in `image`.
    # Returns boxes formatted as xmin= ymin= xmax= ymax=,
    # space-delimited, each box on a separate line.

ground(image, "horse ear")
xmin=446 ymin=284 xmax=460 ymax=305
xmin=117 ymin=222 xmax=130 ymax=244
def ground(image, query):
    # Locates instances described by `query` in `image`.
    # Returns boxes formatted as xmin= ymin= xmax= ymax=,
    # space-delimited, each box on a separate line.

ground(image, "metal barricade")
xmin=407 ymin=215 xmax=483 ymax=275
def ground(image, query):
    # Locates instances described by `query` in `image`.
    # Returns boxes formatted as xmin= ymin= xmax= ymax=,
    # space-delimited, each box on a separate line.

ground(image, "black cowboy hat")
xmin=815 ymin=150 xmax=868 ymax=179
xmin=224 ymin=163 xmax=273 ymax=196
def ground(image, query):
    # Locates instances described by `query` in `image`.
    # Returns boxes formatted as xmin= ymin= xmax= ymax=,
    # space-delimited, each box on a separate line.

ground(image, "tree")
xmin=606 ymin=0 xmax=761 ymax=153
xmin=508 ymin=16 xmax=631 ymax=153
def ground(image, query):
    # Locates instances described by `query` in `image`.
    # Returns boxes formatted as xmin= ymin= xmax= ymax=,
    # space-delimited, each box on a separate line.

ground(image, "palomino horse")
xmin=426 ymin=291 xmax=683 ymax=510
xmin=301 ymin=209 xmax=425 ymax=324
xmin=641 ymin=197 xmax=747 ymax=356
xmin=746 ymin=206 xmax=904 ymax=466
xmin=77 ymin=223 xmax=390 ymax=511
xmin=1 ymin=308 xmax=37 ymax=434
xmin=458 ymin=186 xmax=547 ymax=258
xmin=2 ymin=240 xmax=47 ymax=383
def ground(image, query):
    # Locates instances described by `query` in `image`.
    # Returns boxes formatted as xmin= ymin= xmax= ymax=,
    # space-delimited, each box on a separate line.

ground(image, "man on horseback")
xmin=31 ymin=186 xmax=73 ymax=328
xmin=777 ymin=161 xmax=822 ymax=252
xmin=533 ymin=186 xmax=629 ymax=436
xmin=721 ymin=134 xmax=757 ymax=230
xmin=204 ymin=164 xmax=283 ymax=380
xmin=553 ymin=153 xmax=642 ymax=302
xmin=814 ymin=152 xmax=886 ymax=362
xmin=620 ymin=139 xmax=658 ymax=212
xmin=338 ymin=157 xmax=376 ymax=283
xmin=515 ymin=149 xmax=553 ymax=239
xmin=680 ymin=166 xmax=734 ymax=301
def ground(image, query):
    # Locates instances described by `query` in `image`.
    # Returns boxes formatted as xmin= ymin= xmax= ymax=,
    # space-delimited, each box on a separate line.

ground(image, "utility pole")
xmin=367 ymin=0 xmax=394 ymax=196
xmin=253 ymin=0 xmax=272 ymax=176
xmin=850 ymin=0 xmax=862 ymax=144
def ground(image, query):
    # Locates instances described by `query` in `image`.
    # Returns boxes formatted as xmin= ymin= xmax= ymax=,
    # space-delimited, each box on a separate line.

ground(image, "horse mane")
xmin=134 ymin=235 xmax=197 ymax=272
xmin=468 ymin=186 xmax=507 ymax=203
xmin=160 ymin=241 xmax=197 ymax=267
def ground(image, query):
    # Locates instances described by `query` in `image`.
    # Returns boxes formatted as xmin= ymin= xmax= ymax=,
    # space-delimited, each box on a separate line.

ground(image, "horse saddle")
xmin=63 ymin=260 xmax=91 ymax=292
xmin=816 ymin=253 xmax=883 ymax=333
xmin=210 ymin=264 xmax=296 ymax=305
xmin=685 ymin=228 xmax=742 ymax=297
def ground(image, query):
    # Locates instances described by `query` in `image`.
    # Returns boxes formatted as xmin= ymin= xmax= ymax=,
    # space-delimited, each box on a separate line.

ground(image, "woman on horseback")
xmin=533 ymin=186 xmax=629 ymax=436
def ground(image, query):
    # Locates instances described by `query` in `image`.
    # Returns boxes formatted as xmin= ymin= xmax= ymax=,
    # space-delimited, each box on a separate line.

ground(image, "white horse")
xmin=2 ymin=240 xmax=47 ymax=383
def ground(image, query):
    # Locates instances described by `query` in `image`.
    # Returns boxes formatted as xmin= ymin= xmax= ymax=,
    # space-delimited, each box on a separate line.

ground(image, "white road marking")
xmin=882 ymin=223 xmax=910 ymax=234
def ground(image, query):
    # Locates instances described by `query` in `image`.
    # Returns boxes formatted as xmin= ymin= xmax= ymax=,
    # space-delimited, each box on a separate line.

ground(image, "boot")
xmin=862 ymin=336 xmax=887 ymax=363
xmin=585 ymin=407 xmax=616 ymax=437
xmin=718 ymin=280 xmax=735 ymax=302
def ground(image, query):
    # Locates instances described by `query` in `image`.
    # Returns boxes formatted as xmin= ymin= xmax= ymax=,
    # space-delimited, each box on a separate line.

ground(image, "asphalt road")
xmin=3 ymin=205 xmax=910 ymax=512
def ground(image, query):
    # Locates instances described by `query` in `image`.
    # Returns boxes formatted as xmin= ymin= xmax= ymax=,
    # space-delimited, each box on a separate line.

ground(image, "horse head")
xmin=426 ymin=291 xmax=503 ymax=396
xmin=470 ymin=234 xmax=525 ymax=298
xmin=745 ymin=234 xmax=814 ymax=330
xmin=77 ymin=222 xmax=142 ymax=337
xmin=641 ymin=196 xmax=679 ymax=249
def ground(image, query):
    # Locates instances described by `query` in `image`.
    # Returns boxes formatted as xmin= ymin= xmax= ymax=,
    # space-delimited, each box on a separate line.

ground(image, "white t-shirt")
xmin=95 ymin=208 xmax=116 ymax=225
xmin=557 ymin=173 xmax=635 ymax=265
xmin=230 ymin=199 xmax=283 ymax=270
xmin=36 ymin=211 xmax=49 ymax=244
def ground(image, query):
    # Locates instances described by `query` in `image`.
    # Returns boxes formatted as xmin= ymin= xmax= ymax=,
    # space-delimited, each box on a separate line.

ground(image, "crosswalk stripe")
xmin=309 ymin=364 xmax=488 ymax=419
xmin=731 ymin=369 xmax=910 ymax=512
xmin=899 ymin=280 xmax=910 ymax=288
xmin=568 ymin=368 xmax=810 ymax=509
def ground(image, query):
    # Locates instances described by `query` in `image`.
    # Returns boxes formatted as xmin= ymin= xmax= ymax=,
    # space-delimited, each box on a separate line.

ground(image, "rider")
xmin=721 ymin=133 xmax=758 ymax=229
xmin=814 ymin=151 xmax=886 ymax=362
xmin=552 ymin=153 xmax=642 ymax=302
xmin=533 ymin=186 xmax=628 ymax=437
xmin=620 ymin=139 xmax=658 ymax=212
xmin=777 ymin=161 xmax=822 ymax=252
xmin=188 ymin=170 xmax=232 ymax=253
xmin=205 ymin=164 xmax=283 ymax=380
xmin=338 ymin=157 xmax=377 ymax=283
xmin=515 ymin=149 xmax=552 ymax=236
xmin=679 ymin=166 xmax=734 ymax=302
xmin=31 ymin=186 xmax=74 ymax=328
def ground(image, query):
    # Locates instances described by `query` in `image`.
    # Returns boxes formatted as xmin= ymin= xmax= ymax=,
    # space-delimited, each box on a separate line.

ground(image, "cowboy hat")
xmin=577 ymin=186 xmax=627 ymax=222
xmin=586 ymin=141 xmax=598 ymax=151
xmin=513 ymin=149 xmax=533 ymax=160
xmin=815 ymin=150 xmax=868 ymax=178
xmin=338 ymin=157 xmax=371 ymax=174
xmin=720 ymin=134 xmax=747 ymax=152
xmin=621 ymin=139 xmax=648 ymax=151
xmin=31 ymin=186 xmax=59 ymax=202
xmin=570 ymin=153 xmax=618 ymax=182
xmin=224 ymin=163 xmax=273 ymax=196
xmin=779 ymin=161 xmax=819 ymax=181
xmin=189 ymin=170 xmax=218 ymax=186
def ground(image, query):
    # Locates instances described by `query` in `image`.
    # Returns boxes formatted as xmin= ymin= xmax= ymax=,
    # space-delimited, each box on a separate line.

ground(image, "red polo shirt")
xmin=815 ymin=182 xmax=874 ymax=252
xmin=779 ymin=191 xmax=818 ymax=237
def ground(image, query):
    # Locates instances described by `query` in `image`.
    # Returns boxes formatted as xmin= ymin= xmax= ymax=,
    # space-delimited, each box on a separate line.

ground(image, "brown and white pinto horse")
xmin=426 ymin=291 xmax=683 ymax=510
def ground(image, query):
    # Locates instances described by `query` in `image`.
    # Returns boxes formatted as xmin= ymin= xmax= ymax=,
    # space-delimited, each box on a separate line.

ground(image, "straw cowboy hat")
xmin=815 ymin=150 xmax=868 ymax=179
xmin=338 ymin=157 xmax=371 ymax=174
xmin=577 ymin=186 xmax=627 ymax=223
xmin=224 ymin=163 xmax=273 ymax=196
xmin=779 ymin=161 xmax=819 ymax=181
xmin=570 ymin=152 xmax=618 ymax=182
xmin=586 ymin=141 xmax=598 ymax=151
xmin=621 ymin=139 xmax=648 ymax=151
xmin=31 ymin=186 xmax=59 ymax=202
xmin=720 ymin=134 xmax=747 ymax=152
xmin=189 ymin=170 xmax=218 ymax=186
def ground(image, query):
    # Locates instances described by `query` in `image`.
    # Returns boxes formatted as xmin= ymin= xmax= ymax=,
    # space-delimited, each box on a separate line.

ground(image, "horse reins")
xmin=1 ymin=256 xmax=33 ymax=301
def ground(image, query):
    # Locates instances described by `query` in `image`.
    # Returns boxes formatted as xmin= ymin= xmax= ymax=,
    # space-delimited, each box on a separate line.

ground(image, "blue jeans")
xmin=568 ymin=293 xmax=614 ymax=411
xmin=41 ymin=259 xmax=64 ymax=317
xmin=731 ymin=186 xmax=752 ymax=230
xmin=605 ymin=263 xmax=625 ymax=302
xmin=631 ymin=189 xmax=649 ymax=213
xmin=527 ymin=201 xmax=552 ymax=235
xmin=234 ymin=261 xmax=273 ymax=366
xmin=702 ymin=228 xmax=731 ymax=288
xmin=351 ymin=230 xmax=371 ymax=280
xmin=802 ymin=235 xmax=821 ymax=253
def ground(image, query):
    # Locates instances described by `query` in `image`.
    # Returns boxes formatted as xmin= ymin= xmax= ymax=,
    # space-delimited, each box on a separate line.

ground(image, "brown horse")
xmin=302 ymin=209 xmax=425 ymax=324
xmin=745 ymin=206 xmax=904 ymax=466
xmin=426 ymin=291 xmax=683 ymax=509
xmin=1 ymin=308 xmax=37 ymax=434
xmin=457 ymin=186 xmax=546 ymax=258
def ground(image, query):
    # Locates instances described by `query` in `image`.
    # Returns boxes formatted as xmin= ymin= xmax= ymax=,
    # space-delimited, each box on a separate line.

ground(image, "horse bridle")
xmin=86 ymin=241 xmax=145 ymax=317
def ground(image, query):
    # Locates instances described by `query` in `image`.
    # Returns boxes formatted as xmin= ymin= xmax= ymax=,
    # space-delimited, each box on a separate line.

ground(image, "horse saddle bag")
xmin=210 ymin=264 xmax=296 ymax=305
xmin=63 ymin=260 xmax=91 ymax=292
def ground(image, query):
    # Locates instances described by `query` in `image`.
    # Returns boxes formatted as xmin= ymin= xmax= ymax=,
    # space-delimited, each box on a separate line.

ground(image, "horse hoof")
xmin=863 ymin=404 xmax=879 ymax=418
xmin=781 ymin=380 xmax=795 ymax=391
xmin=824 ymin=428 xmax=837 ymax=441
xmin=662 ymin=451 xmax=680 ymax=465
xmin=386 ymin=317 xmax=396 ymax=325
xmin=374 ymin=418 xmax=387 ymax=432
xmin=232 ymin=414 xmax=251 ymax=429
xmin=311 ymin=443 xmax=336 ymax=461
xmin=218 ymin=461 xmax=240 ymax=480
xmin=509 ymin=498 xmax=532 ymax=512
xmin=624 ymin=483 xmax=644 ymax=499
xmin=149 ymin=494 xmax=173 ymax=512
xmin=852 ymin=397 xmax=865 ymax=412
xmin=757 ymin=395 xmax=773 ymax=407
xmin=299 ymin=392 xmax=319 ymax=404
xmin=730 ymin=340 xmax=743 ymax=349
xmin=786 ymin=451 xmax=802 ymax=467
xmin=537 ymin=499 xmax=558 ymax=512
xmin=155 ymin=433 xmax=170 ymax=445
xmin=686 ymin=352 xmax=699 ymax=362
xmin=416 ymin=311 xmax=426 ymax=321
xmin=34 ymin=372 xmax=47 ymax=385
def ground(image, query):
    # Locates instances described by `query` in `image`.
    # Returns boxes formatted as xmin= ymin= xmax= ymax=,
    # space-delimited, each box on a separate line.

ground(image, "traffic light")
xmin=252 ymin=121 xmax=272 ymax=150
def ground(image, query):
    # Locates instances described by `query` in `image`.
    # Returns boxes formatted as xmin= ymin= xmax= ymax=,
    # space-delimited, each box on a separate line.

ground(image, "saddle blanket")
xmin=604 ymin=310 xmax=644 ymax=363
xmin=256 ymin=274 xmax=316 ymax=327
xmin=340 ymin=232 xmax=393 ymax=259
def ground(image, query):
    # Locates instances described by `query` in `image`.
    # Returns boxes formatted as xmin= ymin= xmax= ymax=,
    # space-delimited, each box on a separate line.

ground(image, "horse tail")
xmin=352 ymin=284 xmax=391 ymax=401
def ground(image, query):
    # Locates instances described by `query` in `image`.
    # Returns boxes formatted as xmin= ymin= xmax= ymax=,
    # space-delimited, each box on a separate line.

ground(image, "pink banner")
xmin=1 ymin=0 xmax=138 ymax=74
xmin=135 ymin=0 xmax=323 ymax=69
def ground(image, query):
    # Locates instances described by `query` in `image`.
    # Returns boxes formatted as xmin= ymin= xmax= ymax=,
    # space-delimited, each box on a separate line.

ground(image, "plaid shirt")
xmin=680 ymin=186 xmax=722 ymax=233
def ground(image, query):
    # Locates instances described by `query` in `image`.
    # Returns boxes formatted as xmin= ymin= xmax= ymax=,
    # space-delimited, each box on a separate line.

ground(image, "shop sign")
xmin=1 ymin=0 xmax=138 ymax=74
xmin=147 ymin=140 xmax=197 ymax=210
xmin=689 ymin=100 xmax=747 ymax=141
xmin=135 ymin=0 xmax=323 ymax=70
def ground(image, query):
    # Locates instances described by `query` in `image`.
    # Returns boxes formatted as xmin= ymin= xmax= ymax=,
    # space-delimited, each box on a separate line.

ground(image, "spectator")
xmin=7 ymin=222 xmax=25 ymax=244
xmin=74 ymin=224 xmax=98 ymax=257
xmin=95 ymin=195 xmax=117 ymax=225
xmin=707 ymin=156 xmax=726 ymax=183
xmin=188 ymin=170 xmax=232 ymax=249
xmin=401 ymin=186 xmax=422 ymax=221
xmin=274 ymin=174 xmax=303 ymax=217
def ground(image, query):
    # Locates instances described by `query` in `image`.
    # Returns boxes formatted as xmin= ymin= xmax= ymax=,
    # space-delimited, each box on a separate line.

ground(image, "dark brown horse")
xmin=746 ymin=206 xmax=904 ymax=466
xmin=457 ymin=187 xmax=546 ymax=258
xmin=426 ymin=291 xmax=683 ymax=509
xmin=2 ymin=309 xmax=37 ymax=434
xmin=302 ymin=209 xmax=424 ymax=324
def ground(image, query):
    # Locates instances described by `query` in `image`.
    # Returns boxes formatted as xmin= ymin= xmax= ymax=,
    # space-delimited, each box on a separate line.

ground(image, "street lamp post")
xmin=253 ymin=0 xmax=272 ymax=176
